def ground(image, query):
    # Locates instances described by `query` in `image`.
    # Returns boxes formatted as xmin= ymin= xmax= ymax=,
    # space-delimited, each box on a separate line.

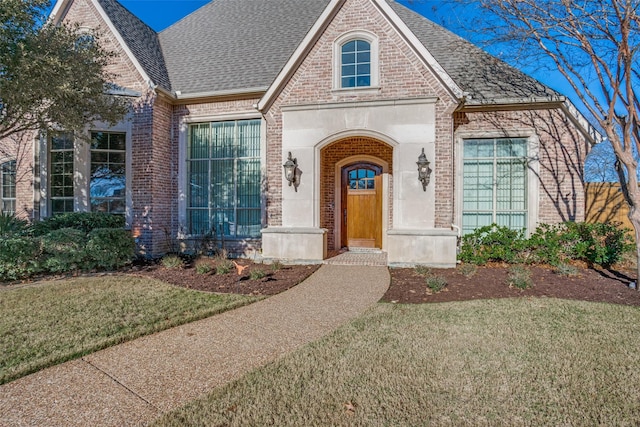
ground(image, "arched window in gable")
xmin=333 ymin=31 xmax=379 ymax=90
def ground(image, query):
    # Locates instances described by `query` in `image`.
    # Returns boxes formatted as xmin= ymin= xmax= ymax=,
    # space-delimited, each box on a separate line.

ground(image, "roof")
xmin=99 ymin=0 xmax=559 ymax=104
xmin=96 ymin=0 xmax=171 ymax=90
xmin=386 ymin=1 xmax=560 ymax=104
xmin=158 ymin=0 xmax=331 ymax=96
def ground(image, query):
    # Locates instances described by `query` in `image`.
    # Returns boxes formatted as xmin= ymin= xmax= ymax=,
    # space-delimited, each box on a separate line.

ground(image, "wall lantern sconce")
xmin=417 ymin=148 xmax=432 ymax=191
xmin=283 ymin=151 xmax=298 ymax=191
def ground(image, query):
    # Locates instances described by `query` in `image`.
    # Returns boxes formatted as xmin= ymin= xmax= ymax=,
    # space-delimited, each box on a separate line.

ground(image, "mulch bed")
xmin=384 ymin=263 xmax=640 ymax=306
xmin=133 ymin=260 xmax=321 ymax=296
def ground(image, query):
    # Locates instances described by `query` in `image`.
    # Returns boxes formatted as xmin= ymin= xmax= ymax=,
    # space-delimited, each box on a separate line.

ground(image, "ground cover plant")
xmin=0 ymin=276 xmax=257 ymax=384
xmin=154 ymin=299 xmax=640 ymax=426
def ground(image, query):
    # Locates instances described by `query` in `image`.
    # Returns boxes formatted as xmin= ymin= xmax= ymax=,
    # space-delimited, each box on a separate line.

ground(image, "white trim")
xmin=281 ymin=96 xmax=438 ymax=112
xmin=454 ymin=130 xmax=540 ymax=236
xmin=332 ymin=30 xmax=379 ymax=90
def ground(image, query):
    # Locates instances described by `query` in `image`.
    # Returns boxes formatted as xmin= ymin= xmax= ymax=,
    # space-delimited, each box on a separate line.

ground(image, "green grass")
xmin=0 ymin=276 xmax=257 ymax=384
xmin=156 ymin=299 xmax=640 ymax=426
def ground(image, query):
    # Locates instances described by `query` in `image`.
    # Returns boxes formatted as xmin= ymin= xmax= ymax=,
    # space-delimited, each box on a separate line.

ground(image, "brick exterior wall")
xmin=454 ymin=108 xmax=589 ymax=225
xmin=265 ymin=0 xmax=459 ymax=230
xmin=320 ymin=137 xmax=393 ymax=249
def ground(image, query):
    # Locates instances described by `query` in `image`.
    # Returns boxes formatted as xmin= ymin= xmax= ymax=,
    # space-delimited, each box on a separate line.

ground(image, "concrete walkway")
xmin=0 ymin=264 xmax=389 ymax=426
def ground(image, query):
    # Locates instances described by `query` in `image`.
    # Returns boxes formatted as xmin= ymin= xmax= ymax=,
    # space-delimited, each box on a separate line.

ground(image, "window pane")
xmin=357 ymin=52 xmax=370 ymax=63
xmin=342 ymin=41 xmax=356 ymax=53
xmin=342 ymin=77 xmax=355 ymax=88
xmin=50 ymin=133 xmax=75 ymax=215
xmin=356 ymin=40 xmax=370 ymax=51
xmin=342 ymin=65 xmax=355 ymax=76
xmin=342 ymin=53 xmax=355 ymax=65
xmin=1 ymin=160 xmax=16 ymax=215
xmin=356 ymin=76 xmax=371 ymax=87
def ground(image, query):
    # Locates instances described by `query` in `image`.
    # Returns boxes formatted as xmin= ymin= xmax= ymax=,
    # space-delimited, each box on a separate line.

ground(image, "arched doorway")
xmin=341 ymin=162 xmax=383 ymax=248
xmin=319 ymin=136 xmax=393 ymax=251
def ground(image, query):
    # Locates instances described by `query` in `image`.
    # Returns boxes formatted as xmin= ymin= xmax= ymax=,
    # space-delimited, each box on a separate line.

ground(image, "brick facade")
xmin=454 ymin=108 xmax=589 ymax=225
xmin=320 ymin=137 xmax=393 ymax=249
xmin=6 ymin=0 xmax=592 ymax=258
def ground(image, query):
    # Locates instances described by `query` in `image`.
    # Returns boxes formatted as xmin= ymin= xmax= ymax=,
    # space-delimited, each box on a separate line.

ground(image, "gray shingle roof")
xmin=158 ymin=0 xmax=331 ymax=95
xmin=97 ymin=0 xmax=171 ymax=90
xmin=102 ymin=0 xmax=558 ymax=103
xmin=387 ymin=0 xmax=560 ymax=104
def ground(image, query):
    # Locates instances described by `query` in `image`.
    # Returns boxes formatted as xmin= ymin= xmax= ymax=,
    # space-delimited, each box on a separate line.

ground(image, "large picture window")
xmin=90 ymin=132 xmax=126 ymax=214
xmin=49 ymin=133 xmax=75 ymax=215
xmin=1 ymin=160 xmax=16 ymax=215
xmin=187 ymin=119 xmax=261 ymax=237
xmin=462 ymin=138 xmax=528 ymax=235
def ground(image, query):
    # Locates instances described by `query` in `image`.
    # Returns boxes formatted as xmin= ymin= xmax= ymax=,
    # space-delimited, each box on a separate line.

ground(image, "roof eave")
xmin=460 ymin=96 xmax=603 ymax=144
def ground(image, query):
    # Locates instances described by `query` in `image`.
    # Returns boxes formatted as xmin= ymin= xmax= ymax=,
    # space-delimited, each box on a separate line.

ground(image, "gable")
xmin=262 ymin=0 xmax=459 ymax=111
xmin=50 ymin=0 xmax=154 ymax=92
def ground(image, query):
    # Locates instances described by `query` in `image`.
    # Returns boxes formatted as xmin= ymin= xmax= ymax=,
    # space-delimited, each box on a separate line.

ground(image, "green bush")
xmin=40 ymin=228 xmax=87 ymax=273
xmin=562 ymin=222 xmax=632 ymax=267
xmin=458 ymin=225 xmax=527 ymax=265
xmin=426 ymin=275 xmax=447 ymax=293
xmin=86 ymin=228 xmax=135 ymax=270
xmin=161 ymin=254 xmax=184 ymax=269
xmin=459 ymin=222 xmax=632 ymax=268
xmin=0 ymin=212 xmax=29 ymax=237
xmin=508 ymin=265 xmax=533 ymax=289
xmin=31 ymin=212 xmax=124 ymax=236
xmin=216 ymin=259 xmax=234 ymax=275
xmin=250 ymin=268 xmax=266 ymax=280
xmin=0 ymin=236 xmax=41 ymax=281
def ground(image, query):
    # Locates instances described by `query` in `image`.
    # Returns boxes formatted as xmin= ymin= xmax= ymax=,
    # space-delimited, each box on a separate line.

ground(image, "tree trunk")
xmin=629 ymin=206 xmax=640 ymax=289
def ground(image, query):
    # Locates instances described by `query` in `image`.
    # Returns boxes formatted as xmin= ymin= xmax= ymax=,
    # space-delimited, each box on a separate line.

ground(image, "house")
xmin=0 ymin=0 xmax=597 ymax=267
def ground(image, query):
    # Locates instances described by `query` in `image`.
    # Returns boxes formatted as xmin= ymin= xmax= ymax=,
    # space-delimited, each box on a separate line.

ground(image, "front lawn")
xmin=0 ymin=276 xmax=257 ymax=384
xmin=156 ymin=298 xmax=640 ymax=426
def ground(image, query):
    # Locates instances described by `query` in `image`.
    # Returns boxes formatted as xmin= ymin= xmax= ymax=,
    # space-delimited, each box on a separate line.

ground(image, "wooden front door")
xmin=341 ymin=163 xmax=382 ymax=248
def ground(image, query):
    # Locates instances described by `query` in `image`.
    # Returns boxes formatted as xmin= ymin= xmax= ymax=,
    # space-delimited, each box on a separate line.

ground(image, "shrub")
xmin=86 ymin=228 xmax=135 ymax=270
xmin=40 ymin=228 xmax=87 ymax=273
xmin=458 ymin=225 xmax=527 ymax=264
xmin=415 ymin=265 xmax=431 ymax=276
xmin=524 ymin=223 xmax=566 ymax=265
xmin=250 ymin=268 xmax=266 ymax=280
xmin=458 ymin=263 xmax=477 ymax=278
xmin=553 ymin=263 xmax=579 ymax=277
xmin=0 ymin=212 xmax=29 ymax=237
xmin=31 ymin=212 xmax=124 ymax=236
xmin=270 ymin=259 xmax=283 ymax=272
xmin=508 ymin=265 xmax=533 ymax=289
xmin=161 ymin=254 xmax=184 ymax=269
xmin=216 ymin=259 xmax=234 ymax=275
xmin=194 ymin=257 xmax=214 ymax=274
xmin=426 ymin=275 xmax=447 ymax=293
xmin=562 ymin=222 xmax=632 ymax=267
xmin=0 ymin=236 xmax=41 ymax=281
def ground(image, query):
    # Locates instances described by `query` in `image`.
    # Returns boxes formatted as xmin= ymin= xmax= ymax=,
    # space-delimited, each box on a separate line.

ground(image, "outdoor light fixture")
xmin=283 ymin=151 xmax=298 ymax=191
xmin=417 ymin=148 xmax=431 ymax=191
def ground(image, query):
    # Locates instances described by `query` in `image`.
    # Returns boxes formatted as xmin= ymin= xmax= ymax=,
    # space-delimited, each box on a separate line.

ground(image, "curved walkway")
xmin=0 ymin=264 xmax=389 ymax=426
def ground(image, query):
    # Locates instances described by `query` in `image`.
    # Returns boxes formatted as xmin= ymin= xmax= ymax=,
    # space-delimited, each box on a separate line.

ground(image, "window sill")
xmin=331 ymin=86 xmax=381 ymax=96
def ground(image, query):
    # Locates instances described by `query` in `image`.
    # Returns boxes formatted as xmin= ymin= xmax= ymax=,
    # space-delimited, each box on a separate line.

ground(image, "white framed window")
xmin=1 ymin=160 xmax=16 ymax=215
xmin=90 ymin=131 xmax=126 ymax=214
xmin=462 ymin=138 xmax=529 ymax=234
xmin=333 ymin=31 xmax=379 ymax=90
xmin=49 ymin=132 xmax=75 ymax=215
xmin=187 ymin=119 xmax=262 ymax=237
